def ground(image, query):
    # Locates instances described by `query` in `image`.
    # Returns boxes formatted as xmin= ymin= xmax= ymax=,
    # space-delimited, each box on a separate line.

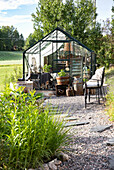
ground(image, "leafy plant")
xmin=105 ymin=91 xmax=114 ymax=121
xmin=43 ymin=64 xmax=52 ymax=72
xmin=3 ymin=66 xmax=22 ymax=90
xmin=58 ymin=69 xmax=66 ymax=77
xmin=0 ymin=86 xmax=70 ymax=169
xmin=105 ymin=68 xmax=114 ymax=121
xmin=34 ymin=92 xmax=44 ymax=100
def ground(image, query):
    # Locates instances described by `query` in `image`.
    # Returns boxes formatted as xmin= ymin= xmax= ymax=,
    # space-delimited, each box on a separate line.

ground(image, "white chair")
xmin=84 ymin=67 xmax=105 ymax=108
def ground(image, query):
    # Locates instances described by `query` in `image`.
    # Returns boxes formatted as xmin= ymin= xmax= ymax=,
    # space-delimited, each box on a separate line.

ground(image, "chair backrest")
xmin=101 ymin=67 xmax=105 ymax=86
xmin=90 ymin=66 xmax=105 ymax=87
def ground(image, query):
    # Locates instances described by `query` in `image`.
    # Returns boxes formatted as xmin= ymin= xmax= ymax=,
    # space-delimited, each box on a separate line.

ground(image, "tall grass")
xmin=105 ymin=91 xmax=114 ymax=121
xmin=0 ymin=86 xmax=70 ymax=169
xmin=0 ymin=65 xmax=22 ymax=92
xmin=105 ymin=68 xmax=114 ymax=121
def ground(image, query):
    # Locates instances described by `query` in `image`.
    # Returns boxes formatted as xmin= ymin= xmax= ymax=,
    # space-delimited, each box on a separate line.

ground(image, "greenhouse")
xmin=22 ymin=27 xmax=96 ymax=90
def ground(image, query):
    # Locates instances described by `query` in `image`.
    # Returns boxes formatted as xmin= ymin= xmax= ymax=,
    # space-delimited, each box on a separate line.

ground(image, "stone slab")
xmin=54 ymin=114 xmax=69 ymax=118
xmin=64 ymin=117 xmax=78 ymax=121
xmin=90 ymin=125 xmax=113 ymax=132
xmin=107 ymin=138 xmax=114 ymax=146
xmin=108 ymin=155 xmax=114 ymax=170
xmin=64 ymin=121 xmax=89 ymax=127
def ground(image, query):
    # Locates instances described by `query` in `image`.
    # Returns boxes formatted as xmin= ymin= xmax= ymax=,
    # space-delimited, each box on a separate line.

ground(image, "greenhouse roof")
xmin=24 ymin=27 xmax=94 ymax=56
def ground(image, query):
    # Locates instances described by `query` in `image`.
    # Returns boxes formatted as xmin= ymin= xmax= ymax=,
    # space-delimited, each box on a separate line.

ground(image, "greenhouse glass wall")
xmin=23 ymin=27 xmax=96 ymax=89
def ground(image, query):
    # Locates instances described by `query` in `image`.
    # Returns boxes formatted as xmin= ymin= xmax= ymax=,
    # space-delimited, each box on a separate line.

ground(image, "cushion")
xmin=83 ymin=67 xmax=104 ymax=89
xmin=91 ymin=67 xmax=104 ymax=80
xmin=86 ymin=80 xmax=101 ymax=88
xmin=83 ymin=80 xmax=101 ymax=89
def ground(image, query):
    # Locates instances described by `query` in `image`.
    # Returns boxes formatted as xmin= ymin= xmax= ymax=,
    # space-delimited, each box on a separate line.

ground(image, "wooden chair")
xmin=84 ymin=67 xmax=105 ymax=108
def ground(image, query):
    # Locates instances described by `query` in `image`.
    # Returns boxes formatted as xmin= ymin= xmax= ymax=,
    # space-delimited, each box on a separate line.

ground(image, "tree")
xmin=0 ymin=26 xmax=24 ymax=51
xmin=31 ymin=0 xmax=97 ymax=43
xmin=0 ymin=26 xmax=13 ymax=50
xmin=24 ymin=33 xmax=36 ymax=50
xmin=0 ymin=28 xmax=3 ymax=50
xmin=32 ymin=0 xmax=64 ymax=36
xmin=97 ymin=18 xmax=114 ymax=67
xmin=85 ymin=22 xmax=103 ymax=53
xmin=96 ymin=5 xmax=114 ymax=67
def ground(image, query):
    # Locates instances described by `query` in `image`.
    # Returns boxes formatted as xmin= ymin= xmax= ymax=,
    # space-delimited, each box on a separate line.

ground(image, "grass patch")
xmin=0 ymin=65 xmax=22 ymax=92
xmin=0 ymin=51 xmax=23 ymax=91
xmin=105 ymin=68 xmax=114 ymax=121
xmin=0 ymin=87 xmax=70 ymax=169
xmin=0 ymin=51 xmax=23 ymax=65
xmin=0 ymin=51 xmax=23 ymax=61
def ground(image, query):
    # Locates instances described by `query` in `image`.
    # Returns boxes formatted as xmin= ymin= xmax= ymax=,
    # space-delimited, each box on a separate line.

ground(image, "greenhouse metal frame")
xmin=22 ymin=27 xmax=96 ymax=85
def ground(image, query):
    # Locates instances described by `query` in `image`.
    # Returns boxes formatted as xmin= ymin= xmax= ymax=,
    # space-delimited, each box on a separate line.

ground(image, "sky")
xmin=0 ymin=0 xmax=113 ymax=40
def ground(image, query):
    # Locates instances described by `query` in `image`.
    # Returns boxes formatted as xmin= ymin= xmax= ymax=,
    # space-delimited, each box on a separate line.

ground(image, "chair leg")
xmin=98 ymin=88 xmax=100 ymax=104
xmin=84 ymin=88 xmax=87 ymax=108
xmin=89 ymin=89 xmax=90 ymax=102
xmin=102 ymin=86 xmax=105 ymax=97
xmin=100 ymin=87 xmax=104 ymax=100
xmin=96 ymin=88 xmax=98 ymax=101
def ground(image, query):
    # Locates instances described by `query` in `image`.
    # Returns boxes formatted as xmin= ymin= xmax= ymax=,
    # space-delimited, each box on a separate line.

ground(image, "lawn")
xmin=0 ymin=51 xmax=23 ymax=65
xmin=0 ymin=51 xmax=23 ymax=92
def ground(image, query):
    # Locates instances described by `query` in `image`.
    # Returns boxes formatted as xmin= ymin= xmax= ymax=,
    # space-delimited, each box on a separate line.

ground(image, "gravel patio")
xmin=43 ymin=95 xmax=114 ymax=170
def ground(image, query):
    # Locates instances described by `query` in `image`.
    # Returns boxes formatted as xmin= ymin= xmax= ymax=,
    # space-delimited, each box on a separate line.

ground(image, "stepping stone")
xmin=54 ymin=114 xmax=69 ymax=118
xmin=64 ymin=121 xmax=89 ymax=127
xmin=90 ymin=125 xmax=113 ymax=132
xmin=108 ymin=155 xmax=114 ymax=170
xmin=64 ymin=117 xmax=78 ymax=121
xmin=107 ymin=138 xmax=114 ymax=146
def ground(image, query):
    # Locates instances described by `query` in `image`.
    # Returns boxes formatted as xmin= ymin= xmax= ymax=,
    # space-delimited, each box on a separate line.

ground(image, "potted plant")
xmin=56 ymin=69 xmax=69 ymax=85
xmin=43 ymin=64 xmax=52 ymax=73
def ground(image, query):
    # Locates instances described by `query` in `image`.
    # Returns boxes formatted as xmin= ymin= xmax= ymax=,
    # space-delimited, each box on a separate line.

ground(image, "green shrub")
xmin=105 ymin=68 xmax=114 ymax=121
xmin=0 ymin=86 xmax=69 ymax=169
xmin=3 ymin=66 xmax=22 ymax=90
xmin=105 ymin=91 xmax=114 ymax=121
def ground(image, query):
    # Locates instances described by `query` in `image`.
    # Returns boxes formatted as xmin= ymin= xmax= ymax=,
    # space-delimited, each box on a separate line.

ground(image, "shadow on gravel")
xmin=62 ymin=153 xmax=110 ymax=170
xmin=62 ymin=136 xmax=113 ymax=170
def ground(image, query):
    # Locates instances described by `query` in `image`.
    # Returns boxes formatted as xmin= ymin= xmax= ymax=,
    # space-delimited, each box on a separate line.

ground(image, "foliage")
xmin=0 ymin=86 xmax=70 ymax=169
xmin=43 ymin=64 xmax=52 ymax=72
xmin=0 ymin=26 xmax=24 ymax=51
xmin=97 ymin=22 xmax=113 ymax=67
xmin=30 ymin=0 xmax=113 ymax=68
xmin=10 ymin=66 xmax=22 ymax=82
xmin=85 ymin=22 xmax=103 ymax=52
xmin=31 ymin=0 xmax=96 ymax=43
xmin=0 ymin=51 xmax=23 ymax=92
xmin=0 ymin=65 xmax=22 ymax=92
xmin=105 ymin=68 xmax=114 ymax=121
xmin=24 ymin=33 xmax=37 ymax=50
xmin=105 ymin=91 xmax=114 ymax=121
xmin=4 ymin=66 xmax=22 ymax=88
xmin=97 ymin=7 xmax=114 ymax=67
xmin=58 ymin=69 xmax=66 ymax=77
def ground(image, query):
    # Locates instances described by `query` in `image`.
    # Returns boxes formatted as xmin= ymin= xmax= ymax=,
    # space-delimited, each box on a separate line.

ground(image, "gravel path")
xmin=45 ymin=95 xmax=114 ymax=170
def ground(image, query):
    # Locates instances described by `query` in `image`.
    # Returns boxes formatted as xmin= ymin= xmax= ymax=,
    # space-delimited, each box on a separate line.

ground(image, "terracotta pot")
xmin=56 ymin=76 xmax=69 ymax=85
